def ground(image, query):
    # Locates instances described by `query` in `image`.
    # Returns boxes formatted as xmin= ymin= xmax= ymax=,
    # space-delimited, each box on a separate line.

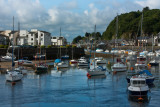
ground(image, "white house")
xmin=17 ymin=30 xmax=29 ymax=45
xmin=51 ymin=36 xmax=67 ymax=46
xmin=28 ymin=29 xmax=51 ymax=46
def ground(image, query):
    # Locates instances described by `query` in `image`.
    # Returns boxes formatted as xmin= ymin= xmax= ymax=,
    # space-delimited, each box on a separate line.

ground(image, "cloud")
xmin=135 ymin=0 xmax=160 ymax=9
xmin=0 ymin=0 xmax=148 ymax=42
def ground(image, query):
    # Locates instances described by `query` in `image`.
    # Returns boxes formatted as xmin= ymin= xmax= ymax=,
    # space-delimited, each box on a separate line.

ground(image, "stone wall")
xmin=0 ymin=47 xmax=85 ymax=60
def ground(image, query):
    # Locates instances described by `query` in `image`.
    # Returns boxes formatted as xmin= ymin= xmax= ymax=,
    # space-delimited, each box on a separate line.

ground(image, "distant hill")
xmin=102 ymin=7 xmax=160 ymax=40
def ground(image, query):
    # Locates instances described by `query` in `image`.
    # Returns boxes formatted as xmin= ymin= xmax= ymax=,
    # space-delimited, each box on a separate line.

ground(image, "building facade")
xmin=51 ymin=36 xmax=67 ymax=46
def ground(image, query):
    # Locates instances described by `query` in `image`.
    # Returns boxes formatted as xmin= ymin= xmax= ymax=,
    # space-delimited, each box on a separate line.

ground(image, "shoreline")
xmin=0 ymin=60 xmax=54 ymax=73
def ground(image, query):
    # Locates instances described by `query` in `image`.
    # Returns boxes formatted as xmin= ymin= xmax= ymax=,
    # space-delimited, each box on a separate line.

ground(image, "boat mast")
xmin=116 ymin=14 xmax=118 ymax=49
xmin=18 ymin=22 xmax=20 ymax=62
xmin=12 ymin=16 xmax=15 ymax=69
xmin=94 ymin=25 xmax=96 ymax=70
xmin=60 ymin=27 xmax=61 ymax=58
xmin=141 ymin=12 xmax=143 ymax=51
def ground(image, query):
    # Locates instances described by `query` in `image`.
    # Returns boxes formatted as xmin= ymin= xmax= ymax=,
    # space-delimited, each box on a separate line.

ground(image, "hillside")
xmin=102 ymin=8 xmax=160 ymax=40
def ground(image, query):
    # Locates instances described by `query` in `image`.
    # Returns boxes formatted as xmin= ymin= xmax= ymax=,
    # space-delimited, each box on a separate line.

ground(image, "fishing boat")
xmin=5 ymin=16 xmax=23 ymax=82
xmin=128 ymin=76 xmax=149 ymax=96
xmin=87 ymin=25 xmax=106 ymax=77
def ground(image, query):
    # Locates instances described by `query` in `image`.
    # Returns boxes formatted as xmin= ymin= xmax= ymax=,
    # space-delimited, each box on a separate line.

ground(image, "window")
xmin=41 ymin=38 xmax=43 ymax=41
xmin=31 ymin=38 xmax=33 ymax=41
xmin=52 ymin=37 xmax=56 ymax=39
xmin=41 ymin=34 xmax=43 ymax=36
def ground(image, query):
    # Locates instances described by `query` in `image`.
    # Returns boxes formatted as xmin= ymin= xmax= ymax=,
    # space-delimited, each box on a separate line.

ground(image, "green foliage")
xmin=102 ymin=8 xmax=160 ymax=40
xmin=41 ymin=45 xmax=45 ymax=48
xmin=85 ymin=32 xmax=90 ymax=37
xmin=47 ymin=45 xmax=52 ymax=48
xmin=66 ymin=45 xmax=70 ymax=48
xmin=72 ymin=45 xmax=76 ymax=47
xmin=72 ymin=35 xmax=83 ymax=43
xmin=0 ymin=45 xmax=4 ymax=48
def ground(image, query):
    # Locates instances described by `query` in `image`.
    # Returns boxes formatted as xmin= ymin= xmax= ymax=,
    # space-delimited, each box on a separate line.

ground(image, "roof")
xmin=8 ymin=31 xmax=18 ymax=34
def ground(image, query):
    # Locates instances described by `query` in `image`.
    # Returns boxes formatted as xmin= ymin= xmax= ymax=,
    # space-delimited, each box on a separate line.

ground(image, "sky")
xmin=0 ymin=0 xmax=160 ymax=42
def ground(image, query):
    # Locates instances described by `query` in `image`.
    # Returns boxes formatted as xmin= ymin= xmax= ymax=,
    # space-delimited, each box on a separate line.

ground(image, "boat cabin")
xmin=137 ymin=56 xmax=146 ymax=62
xmin=130 ymin=77 xmax=146 ymax=87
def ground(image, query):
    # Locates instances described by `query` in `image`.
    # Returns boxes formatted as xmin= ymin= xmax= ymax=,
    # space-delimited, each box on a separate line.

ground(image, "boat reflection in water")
xmin=87 ymin=74 xmax=106 ymax=79
xmin=128 ymin=95 xmax=151 ymax=105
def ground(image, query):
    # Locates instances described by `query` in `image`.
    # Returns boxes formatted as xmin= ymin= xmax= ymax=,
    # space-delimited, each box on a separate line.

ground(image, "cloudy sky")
xmin=0 ymin=0 xmax=159 ymax=42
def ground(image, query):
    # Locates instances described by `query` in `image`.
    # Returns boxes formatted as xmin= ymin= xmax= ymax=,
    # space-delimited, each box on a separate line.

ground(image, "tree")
xmin=72 ymin=35 xmax=82 ymax=43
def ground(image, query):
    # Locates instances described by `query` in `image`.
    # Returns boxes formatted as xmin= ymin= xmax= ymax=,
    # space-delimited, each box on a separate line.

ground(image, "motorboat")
xmin=95 ymin=57 xmax=106 ymax=64
xmin=128 ymin=51 xmax=137 ymax=56
xmin=149 ymin=59 xmax=159 ymax=66
xmin=57 ymin=61 xmax=69 ymax=68
xmin=128 ymin=76 xmax=149 ymax=96
xmin=111 ymin=62 xmax=127 ymax=72
xmin=78 ymin=59 xmax=89 ymax=66
xmin=0 ymin=53 xmax=16 ymax=62
xmin=147 ymin=52 xmax=155 ymax=57
xmin=61 ymin=55 xmax=69 ymax=59
xmin=70 ymin=59 xmax=78 ymax=64
xmin=127 ymin=69 xmax=155 ymax=85
xmin=96 ymin=48 xmax=103 ymax=52
xmin=105 ymin=49 xmax=109 ymax=53
xmin=135 ymin=56 xmax=147 ymax=67
xmin=87 ymin=67 xmax=106 ymax=76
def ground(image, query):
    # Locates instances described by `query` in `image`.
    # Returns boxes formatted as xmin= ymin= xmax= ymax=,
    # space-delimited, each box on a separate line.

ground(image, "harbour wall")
xmin=0 ymin=47 xmax=85 ymax=60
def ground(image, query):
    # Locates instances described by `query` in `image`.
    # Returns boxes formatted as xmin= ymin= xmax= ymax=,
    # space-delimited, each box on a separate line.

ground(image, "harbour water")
xmin=0 ymin=59 xmax=160 ymax=107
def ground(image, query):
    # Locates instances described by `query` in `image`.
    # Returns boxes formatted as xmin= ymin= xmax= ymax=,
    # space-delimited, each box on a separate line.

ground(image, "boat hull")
xmin=128 ymin=90 xmax=148 ymax=96
xmin=6 ymin=73 xmax=23 ymax=82
xmin=35 ymin=66 xmax=48 ymax=74
xmin=111 ymin=67 xmax=127 ymax=72
xmin=88 ymin=71 xmax=105 ymax=76
xmin=149 ymin=62 xmax=159 ymax=66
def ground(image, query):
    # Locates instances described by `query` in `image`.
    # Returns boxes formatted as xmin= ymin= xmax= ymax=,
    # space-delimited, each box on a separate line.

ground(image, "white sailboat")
xmin=6 ymin=16 xmax=23 ymax=82
xmin=87 ymin=25 xmax=106 ymax=76
xmin=57 ymin=27 xmax=69 ymax=68
xmin=111 ymin=14 xmax=127 ymax=72
xmin=70 ymin=45 xmax=78 ymax=64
